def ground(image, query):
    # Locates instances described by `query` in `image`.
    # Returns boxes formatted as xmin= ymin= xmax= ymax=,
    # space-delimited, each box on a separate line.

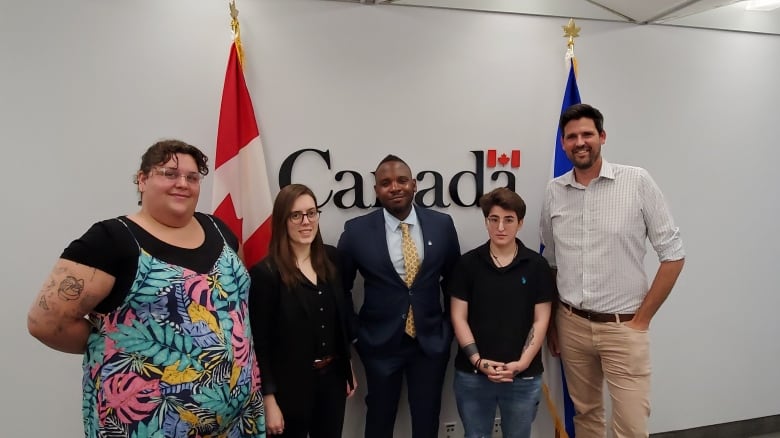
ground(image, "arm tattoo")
xmin=58 ymin=276 xmax=85 ymax=301
xmin=38 ymin=295 xmax=49 ymax=310
xmin=522 ymin=328 xmax=535 ymax=352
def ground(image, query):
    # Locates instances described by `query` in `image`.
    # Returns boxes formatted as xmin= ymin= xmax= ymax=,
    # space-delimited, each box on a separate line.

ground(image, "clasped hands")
xmin=476 ymin=358 xmax=527 ymax=383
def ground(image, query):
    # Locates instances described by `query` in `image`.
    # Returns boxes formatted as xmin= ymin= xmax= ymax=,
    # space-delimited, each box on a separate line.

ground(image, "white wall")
xmin=1 ymin=0 xmax=778 ymax=436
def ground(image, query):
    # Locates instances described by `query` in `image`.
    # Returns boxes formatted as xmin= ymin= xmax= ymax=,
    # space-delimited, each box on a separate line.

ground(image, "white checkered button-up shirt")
xmin=540 ymin=160 xmax=685 ymax=314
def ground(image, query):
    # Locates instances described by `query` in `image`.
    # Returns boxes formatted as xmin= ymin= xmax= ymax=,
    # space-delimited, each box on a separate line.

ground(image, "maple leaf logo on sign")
xmin=486 ymin=150 xmax=521 ymax=168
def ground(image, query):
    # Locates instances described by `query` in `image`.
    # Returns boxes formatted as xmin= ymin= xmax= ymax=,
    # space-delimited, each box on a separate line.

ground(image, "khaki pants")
xmin=556 ymin=308 xmax=651 ymax=438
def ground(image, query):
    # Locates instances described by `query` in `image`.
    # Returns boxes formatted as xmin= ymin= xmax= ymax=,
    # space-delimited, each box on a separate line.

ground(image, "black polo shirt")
xmin=450 ymin=239 xmax=555 ymax=377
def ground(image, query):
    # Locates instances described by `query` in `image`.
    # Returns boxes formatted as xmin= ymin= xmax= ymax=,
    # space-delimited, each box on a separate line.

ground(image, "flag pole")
xmin=541 ymin=21 xmax=580 ymax=438
xmin=229 ymin=0 xmax=244 ymax=66
xmin=543 ymin=382 xmax=568 ymax=438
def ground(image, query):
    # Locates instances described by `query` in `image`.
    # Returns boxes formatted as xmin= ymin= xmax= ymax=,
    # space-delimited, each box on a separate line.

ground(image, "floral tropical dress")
xmin=81 ymin=217 xmax=265 ymax=437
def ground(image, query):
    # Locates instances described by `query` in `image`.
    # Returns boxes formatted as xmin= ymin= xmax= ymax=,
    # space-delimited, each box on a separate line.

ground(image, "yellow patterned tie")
xmin=400 ymin=222 xmax=419 ymax=338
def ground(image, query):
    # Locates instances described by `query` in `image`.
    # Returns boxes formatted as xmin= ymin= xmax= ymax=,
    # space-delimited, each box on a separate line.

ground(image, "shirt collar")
xmin=478 ymin=238 xmax=532 ymax=266
xmin=383 ymin=205 xmax=419 ymax=231
xmin=557 ymin=158 xmax=615 ymax=187
xmin=600 ymin=159 xmax=616 ymax=180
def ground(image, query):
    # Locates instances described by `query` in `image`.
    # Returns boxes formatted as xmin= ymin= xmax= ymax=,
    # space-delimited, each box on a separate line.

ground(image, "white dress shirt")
xmin=540 ymin=159 xmax=685 ymax=313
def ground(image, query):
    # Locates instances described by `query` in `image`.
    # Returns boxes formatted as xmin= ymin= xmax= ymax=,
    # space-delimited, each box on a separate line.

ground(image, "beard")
xmin=570 ymin=146 xmax=600 ymax=170
xmin=380 ymin=195 xmax=414 ymax=219
xmin=385 ymin=201 xmax=412 ymax=217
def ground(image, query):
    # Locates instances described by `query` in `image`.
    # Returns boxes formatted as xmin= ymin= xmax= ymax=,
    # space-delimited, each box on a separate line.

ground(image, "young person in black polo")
xmin=450 ymin=187 xmax=555 ymax=438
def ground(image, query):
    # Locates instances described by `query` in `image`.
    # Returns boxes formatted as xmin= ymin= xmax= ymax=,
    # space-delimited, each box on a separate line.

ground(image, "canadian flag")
xmin=212 ymin=42 xmax=273 ymax=268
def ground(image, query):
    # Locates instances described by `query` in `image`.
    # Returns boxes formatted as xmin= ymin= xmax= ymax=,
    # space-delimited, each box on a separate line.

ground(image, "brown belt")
xmin=312 ymin=354 xmax=337 ymax=370
xmin=560 ymin=301 xmax=634 ymax=323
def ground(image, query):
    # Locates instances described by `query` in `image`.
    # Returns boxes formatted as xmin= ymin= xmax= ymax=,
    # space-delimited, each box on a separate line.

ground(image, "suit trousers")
xmin=359 ymin=335 xmax=450 ymax=438
xmin=556 ymin=307 xmax=651 ymax=438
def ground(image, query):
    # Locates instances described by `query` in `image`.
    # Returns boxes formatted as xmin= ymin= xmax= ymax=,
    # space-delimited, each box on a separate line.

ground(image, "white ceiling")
xmin=354 ymin=0 xmax=780 ymax=35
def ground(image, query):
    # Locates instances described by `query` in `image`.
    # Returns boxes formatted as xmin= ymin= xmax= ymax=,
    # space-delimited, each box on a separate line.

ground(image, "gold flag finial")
xmin=562 ymin=18 xmax=580 ymax=50
xmin=562 ymin=18 xmax=580 ymax=76
xmin=229 ymin=0 xmax=238 ymax=22
xmin=229 ymin=0 xmax=244 ymax=66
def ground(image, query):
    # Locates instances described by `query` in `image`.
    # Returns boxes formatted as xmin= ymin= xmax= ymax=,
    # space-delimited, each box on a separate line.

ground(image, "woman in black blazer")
xmin=249 ymin=184 xmax=357 ymax=438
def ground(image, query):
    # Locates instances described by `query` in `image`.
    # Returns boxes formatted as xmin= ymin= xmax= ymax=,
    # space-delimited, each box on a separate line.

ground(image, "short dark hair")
xmin=560 ymin=103 xmax=605 ymax=134
xmin=375 ymin=154 xmax=411 ymax=173
xmin=479 ymin=187 xmax=526 ymax=220
xmin=134 ymin=139 xmax=209 ymax=205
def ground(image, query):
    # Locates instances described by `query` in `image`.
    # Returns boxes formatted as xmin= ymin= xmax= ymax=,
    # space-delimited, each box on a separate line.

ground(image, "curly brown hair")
xmin=133 ymin=139 xmax=209 ymax=205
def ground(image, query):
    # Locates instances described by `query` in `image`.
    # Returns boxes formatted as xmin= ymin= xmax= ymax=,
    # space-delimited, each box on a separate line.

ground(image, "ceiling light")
xmin=745 ymin=0 xmax=780 ymax=11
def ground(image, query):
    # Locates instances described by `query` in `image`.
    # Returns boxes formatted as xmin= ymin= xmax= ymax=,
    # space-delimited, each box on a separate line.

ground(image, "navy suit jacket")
xmin=337 ymin=206 xmax=461 ymax=356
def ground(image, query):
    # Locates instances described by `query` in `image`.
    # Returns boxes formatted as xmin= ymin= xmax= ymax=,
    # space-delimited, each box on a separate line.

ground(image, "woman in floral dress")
xmin=28 ymin=139 xmax=265 ymax=437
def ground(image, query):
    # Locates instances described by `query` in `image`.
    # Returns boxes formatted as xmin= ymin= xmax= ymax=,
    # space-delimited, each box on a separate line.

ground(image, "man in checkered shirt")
xmin=540 ymin=103 xmax=685 ymax=438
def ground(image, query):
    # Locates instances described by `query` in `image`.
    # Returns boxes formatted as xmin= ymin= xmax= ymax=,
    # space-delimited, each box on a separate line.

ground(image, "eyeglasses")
xmin=486 ymin=216 xmax=518 ymax=227
xmin=289 ymin=209 xmax=320 ymax=224
xmin=152 ymin=167 xmax=204 ymax=185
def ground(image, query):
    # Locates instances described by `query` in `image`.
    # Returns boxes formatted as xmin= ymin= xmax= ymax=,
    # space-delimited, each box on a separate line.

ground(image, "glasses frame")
xmin=288 ymin=209 xmax=321 ymax=224
xmin=151 ymin=167 xmax=204 ymax=185
xmin=486 ymin=215 xmax=518 ymax=228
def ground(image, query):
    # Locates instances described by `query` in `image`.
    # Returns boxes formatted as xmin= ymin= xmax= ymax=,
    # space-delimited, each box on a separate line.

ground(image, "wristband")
xmin=462 ymin=342 xmax=479 ymax=358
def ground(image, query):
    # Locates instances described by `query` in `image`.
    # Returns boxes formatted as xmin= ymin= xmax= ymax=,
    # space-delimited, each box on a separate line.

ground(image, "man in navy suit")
xmin=338 ymin=155 xmax=461 ymax=438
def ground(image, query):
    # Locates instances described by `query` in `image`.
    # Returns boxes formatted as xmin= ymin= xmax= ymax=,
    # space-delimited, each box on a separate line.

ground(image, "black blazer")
xmin=248 ymin=245 xmax=354 ymax=420
xmin=337 ymin=206 xmax=461 ymax=356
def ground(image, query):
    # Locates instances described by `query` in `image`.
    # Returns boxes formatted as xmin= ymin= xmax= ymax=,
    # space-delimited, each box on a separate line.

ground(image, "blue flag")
xmin=555 ymin=59 xmax=580 ymax=438
xmin=554 ymin=60 xmax=581 ymax=178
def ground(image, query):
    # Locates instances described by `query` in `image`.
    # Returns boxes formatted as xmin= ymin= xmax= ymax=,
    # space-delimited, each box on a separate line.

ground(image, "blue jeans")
xmin=453 ymin=371 xmax=542 ymax=438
